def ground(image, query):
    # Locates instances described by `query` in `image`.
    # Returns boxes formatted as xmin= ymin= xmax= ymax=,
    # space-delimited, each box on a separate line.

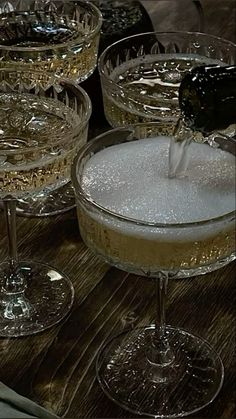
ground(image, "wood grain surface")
xmin=0 ymin=1 xmax=235 ymax=418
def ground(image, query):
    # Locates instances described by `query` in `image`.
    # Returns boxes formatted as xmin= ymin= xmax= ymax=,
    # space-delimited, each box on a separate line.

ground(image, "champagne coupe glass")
xmin=71 ymin=122 xmax=235 ymax=417
xmin=0 ymin=0 xmax=102 ymax=217
xmin=98 ymin=32 xmax=236 ymax=127
xmin=0 ymin=0 xmax=102 ymax=83
xmin=0 ymin=66 xmax=91 ymax=337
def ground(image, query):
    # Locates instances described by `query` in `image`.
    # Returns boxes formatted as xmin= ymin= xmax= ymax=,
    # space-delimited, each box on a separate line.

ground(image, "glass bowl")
xmin=0 ymin=66 xmax=91 ymax=216
xmin=0 ymin=0 xmax=102 ymax=84
xmin=98 ymin=32 xmax=236 ymax=127
xmin=72 ymin=121 xmax=235 ymax=278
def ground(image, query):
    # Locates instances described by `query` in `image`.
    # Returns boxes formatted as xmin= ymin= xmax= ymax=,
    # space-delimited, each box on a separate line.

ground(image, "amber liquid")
xmin=78 ymin=207 xmax=235 ymax=274
xmin=103 ymin=55 xmax=224 ymax=127
xmin=0 ymin=93 xmax=86 ymax=197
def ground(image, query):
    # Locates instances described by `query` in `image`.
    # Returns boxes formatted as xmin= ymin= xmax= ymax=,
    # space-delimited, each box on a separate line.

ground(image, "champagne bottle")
xmin=179 ymin=65 xmax=236 ymax=134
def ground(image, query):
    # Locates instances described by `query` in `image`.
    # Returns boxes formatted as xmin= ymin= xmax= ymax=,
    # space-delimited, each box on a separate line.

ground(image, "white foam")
xmin=81 ymin=137 xmax=235 ymax=241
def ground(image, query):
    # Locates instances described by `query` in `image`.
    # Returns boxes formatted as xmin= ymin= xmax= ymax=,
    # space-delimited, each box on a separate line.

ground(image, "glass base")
xmin=15 ymin=182 xmax=75 ymax=217
xmin=96 ymin=326 xmax=224 ymax=418
xmin=0 ymin=260 xmax=74 ymax=337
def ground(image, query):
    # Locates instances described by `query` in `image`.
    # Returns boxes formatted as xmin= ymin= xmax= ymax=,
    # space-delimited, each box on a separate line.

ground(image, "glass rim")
xmin=71 ymin=124 xmax=236 ymax=230
xmin=0 ymin=70 xmax=92 ymax=155
xmin=98 ymin=30 xmax=236 ymax=89
xmin=0 ymin=0 xmax=103 ymax=52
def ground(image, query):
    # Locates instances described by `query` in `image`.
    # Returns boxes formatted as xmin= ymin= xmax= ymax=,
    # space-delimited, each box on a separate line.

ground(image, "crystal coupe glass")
xmin=72 ymin=122 xmax=235 ymax=417
xmin=98 ymin=32 xmax=236 ymax=127
xmin=0 ymin=0 xmax=102 ymax=83
xmin=0 ymin=0 xmax=102 ymax=216
xmin=0 ymin=67 xmax=91 ymax=337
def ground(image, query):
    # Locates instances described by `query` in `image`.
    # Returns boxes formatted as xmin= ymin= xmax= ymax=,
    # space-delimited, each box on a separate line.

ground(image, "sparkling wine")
xmin=78 ymin=137 xmax=235 ymax=272
xmin=0 ymin=92 xmax=86 ymax=197
xmin=168 ymin=118 xmax=196 ymax=178
xmin=103 ymin=54 xmax=224 ymax=127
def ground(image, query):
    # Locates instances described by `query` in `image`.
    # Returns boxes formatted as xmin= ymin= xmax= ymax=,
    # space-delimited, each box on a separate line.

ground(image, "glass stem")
xmin=147 ymin=273 xmax=175 ymax=367
xmin=1 ymin=198 xmax=33 ymax=321
xmin=155 ymin=274 xmax=167 ymax=341
xmin=3 ymin=198 xmax=25 ymax=293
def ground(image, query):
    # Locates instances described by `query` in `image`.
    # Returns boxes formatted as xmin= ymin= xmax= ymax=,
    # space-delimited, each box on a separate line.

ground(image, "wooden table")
xmin=0 ymin=1 xmax=235 ymax=418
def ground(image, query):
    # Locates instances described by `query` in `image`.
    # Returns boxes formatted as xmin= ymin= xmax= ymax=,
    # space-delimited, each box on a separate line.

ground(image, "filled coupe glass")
xmin=0 ymin=0 xmax=102 ymax=83
xmin=0 ymin=0 xmax=102 ymax=216
xmin=0 ymin=67 xmax=91 ymax=337
xmin=72 ymin=121 xmax=235 ymax=417
xmin=98 ymin=32 xmax=236 ymax=127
